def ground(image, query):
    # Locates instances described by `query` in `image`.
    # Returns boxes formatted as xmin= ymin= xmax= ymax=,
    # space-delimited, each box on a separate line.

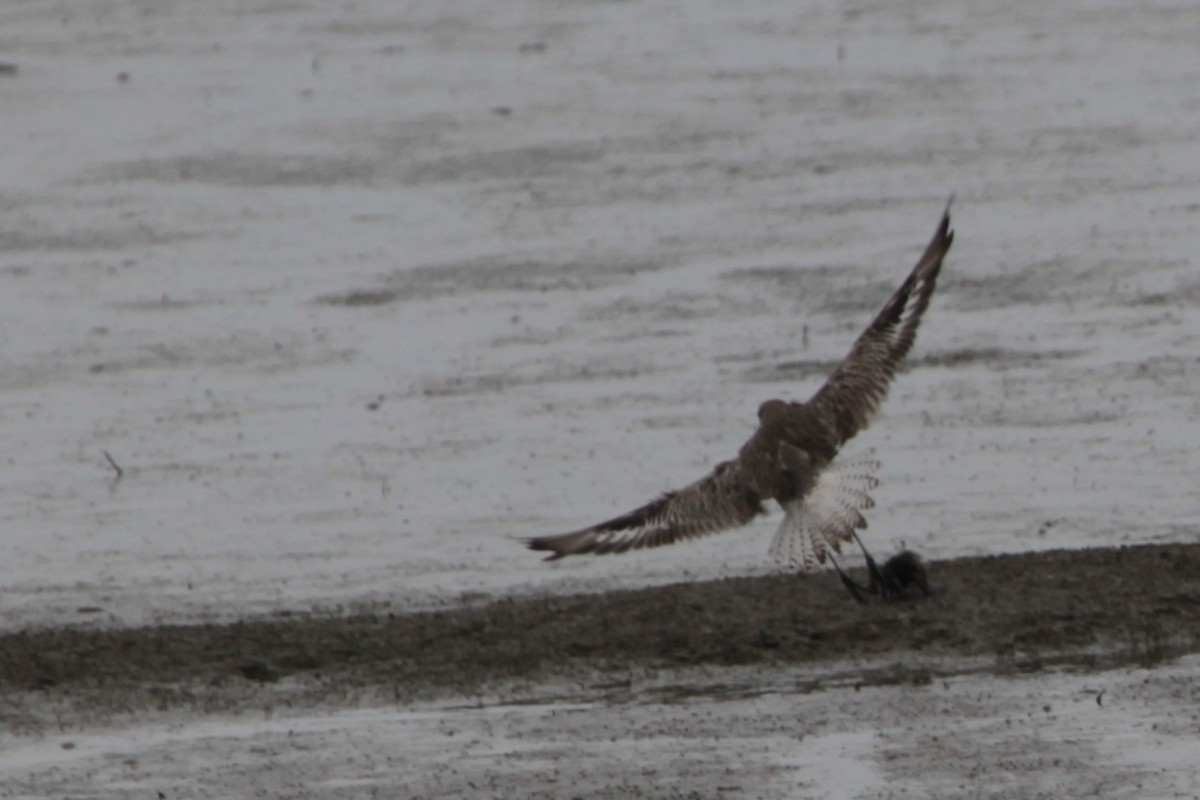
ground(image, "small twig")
xmin=102 ymin=450 xmax=124 ymax=481
xmin=1096 ymin=689 xmax=1105 ymax=707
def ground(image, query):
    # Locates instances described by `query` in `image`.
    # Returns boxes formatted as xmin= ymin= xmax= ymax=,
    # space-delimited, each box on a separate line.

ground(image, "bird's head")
xmin=757 ymin=398 xmax=789 ymax=424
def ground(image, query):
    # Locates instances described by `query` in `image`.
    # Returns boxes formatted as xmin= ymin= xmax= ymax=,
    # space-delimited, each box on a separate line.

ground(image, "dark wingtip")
xmin=523 ymin=535 xmax=568 ymax=561
xmin=919 ymin=198 xmax=954 ymax=267
xmin=938 ymin=195 xmax=954 ymax=234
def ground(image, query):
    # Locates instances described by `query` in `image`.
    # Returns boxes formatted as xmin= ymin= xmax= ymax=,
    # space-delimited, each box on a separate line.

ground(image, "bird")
xmin=524 ymin=204 xmax=953 ymax=602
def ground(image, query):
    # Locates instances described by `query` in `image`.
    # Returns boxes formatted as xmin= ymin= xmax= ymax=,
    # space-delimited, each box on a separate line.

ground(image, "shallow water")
xmin=6 ymin=655 xmax=1199 ymax=799
xmin=1 ymin=0 xmax=1198 ymax=633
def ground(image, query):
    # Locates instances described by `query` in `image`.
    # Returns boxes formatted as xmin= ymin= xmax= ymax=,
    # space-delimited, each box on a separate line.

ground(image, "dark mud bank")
xmin=3 ymin=544 xmax=1199 ymax=719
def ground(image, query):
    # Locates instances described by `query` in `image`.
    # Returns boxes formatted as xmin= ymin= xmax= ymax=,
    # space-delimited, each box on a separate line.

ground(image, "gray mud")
xmin=4 ymin=544 xmax=1200 ymax=799
xmin=3 ymin=543 xmax=1197 ymax=729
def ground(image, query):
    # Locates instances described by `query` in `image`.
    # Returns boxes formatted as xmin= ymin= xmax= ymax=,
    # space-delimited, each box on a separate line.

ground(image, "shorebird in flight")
xmin=526 ymin=206 xmax=953 ymax=602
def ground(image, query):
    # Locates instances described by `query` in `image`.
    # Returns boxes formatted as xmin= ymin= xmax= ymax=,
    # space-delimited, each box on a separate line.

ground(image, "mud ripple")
xmin=0 ymin=225 xmax=193 ymax=253
xmin=581 ymin=292 xmax=769 ymax=324
xmin=738 ymin=347 xmax=1077 ymax=384
xmin=92 ymin=153 xmax=379 ymax=187
xmin=418 ymin=361 xmax=652 ymax=398
xmin=317 ymin=255 xmax=670 ymax=306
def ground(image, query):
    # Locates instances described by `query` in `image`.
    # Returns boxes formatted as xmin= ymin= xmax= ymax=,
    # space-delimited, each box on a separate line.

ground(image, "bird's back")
xmin=737 ymin=399 xmax=840 ymax=503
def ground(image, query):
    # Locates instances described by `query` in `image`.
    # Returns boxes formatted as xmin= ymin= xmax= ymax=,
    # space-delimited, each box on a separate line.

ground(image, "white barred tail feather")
xmin=768 ymin=455 xmax=880 ymax=571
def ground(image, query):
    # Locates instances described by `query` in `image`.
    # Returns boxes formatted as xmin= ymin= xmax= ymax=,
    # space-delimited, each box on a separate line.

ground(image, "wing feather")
xmin=526 ymin=461 xmax=765 ymax=560
xmin=807 ymin=206 xmax=953 ymax=446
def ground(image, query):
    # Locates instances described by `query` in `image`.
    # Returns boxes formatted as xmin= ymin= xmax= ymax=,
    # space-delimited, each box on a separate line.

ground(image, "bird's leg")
xmin=850 ymin=531 xmax=894 ymax=599
xmin=826 ymin=551 xmax=870 ymax=605
xmin=849 ymin=535 xmax=932 ymax=601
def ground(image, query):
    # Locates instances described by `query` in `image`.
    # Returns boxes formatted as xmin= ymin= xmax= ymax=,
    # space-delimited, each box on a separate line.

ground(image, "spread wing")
xmin=768 ymin=455 xmax=880 ymax=571
xmin=525 ymin=461 xmax=765 ymax=560
xmin=807 ymin=205 xmax=953 ymax=446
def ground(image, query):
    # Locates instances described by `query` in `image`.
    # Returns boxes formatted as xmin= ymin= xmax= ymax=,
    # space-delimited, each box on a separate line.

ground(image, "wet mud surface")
xmin=4 ymin=543 xmax=1198 ymax=730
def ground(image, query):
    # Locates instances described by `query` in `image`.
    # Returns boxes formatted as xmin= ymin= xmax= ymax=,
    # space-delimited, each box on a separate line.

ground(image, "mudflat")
xmin=4 ymin=543 xmax=1196 ymax=724
xmin=4 ymin=543 xmax=1199 ymax=798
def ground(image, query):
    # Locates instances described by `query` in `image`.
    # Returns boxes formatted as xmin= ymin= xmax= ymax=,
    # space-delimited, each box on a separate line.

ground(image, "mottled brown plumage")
xmin=526 ymin=206 xmax=953 ymax=565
